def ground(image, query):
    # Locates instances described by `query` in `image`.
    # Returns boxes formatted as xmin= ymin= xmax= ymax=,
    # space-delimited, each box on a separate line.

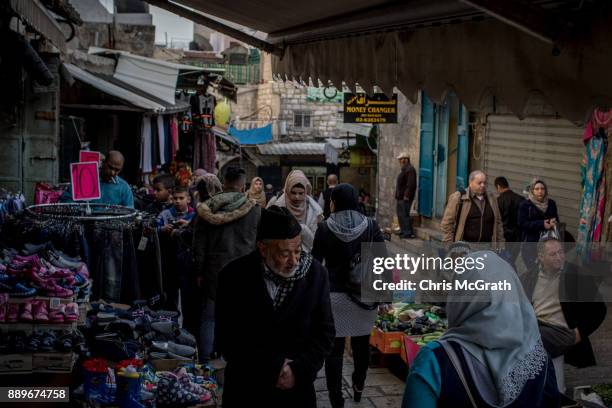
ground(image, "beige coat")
xmin=440 ymin=189 xmax=505 ymax=247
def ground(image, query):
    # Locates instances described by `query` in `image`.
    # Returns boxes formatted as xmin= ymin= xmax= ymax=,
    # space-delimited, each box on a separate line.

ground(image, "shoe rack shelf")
xmin=0 ymin=322 xmax=77 ymax=332
xmin=6 ymin=295 xmax=76 ymax=304
xmin=0 ymin=352 xmax=76 ymax=375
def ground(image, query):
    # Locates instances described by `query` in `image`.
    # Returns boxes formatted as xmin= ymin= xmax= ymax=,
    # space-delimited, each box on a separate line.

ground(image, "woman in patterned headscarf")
xmin=267 ymin=170 xmax=323 ymax=251
xmin=246 ymin=176 xmax=267 ymax=207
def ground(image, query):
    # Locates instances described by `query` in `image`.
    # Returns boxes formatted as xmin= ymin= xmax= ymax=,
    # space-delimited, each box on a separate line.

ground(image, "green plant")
xmin=592 ymin=384 xmax=612 ymax=406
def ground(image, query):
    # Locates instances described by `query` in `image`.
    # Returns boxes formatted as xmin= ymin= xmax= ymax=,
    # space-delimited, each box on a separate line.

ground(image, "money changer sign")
xmin=343 ymin=93 xmax=398 ymax=124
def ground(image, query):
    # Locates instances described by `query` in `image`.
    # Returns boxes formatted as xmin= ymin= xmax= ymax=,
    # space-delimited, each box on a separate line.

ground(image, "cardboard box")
xmin=369 ymin=328 xmax=403 ymax=354
xmin=33 ymin=352 xmax=76 ymax=373
xmin=0 ymin=353 xmax=33 ymax=374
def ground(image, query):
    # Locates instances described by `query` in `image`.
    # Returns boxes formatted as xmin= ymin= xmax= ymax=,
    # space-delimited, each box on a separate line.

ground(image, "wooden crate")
xmin=369 ymin=328 xmax=403 ymax=354
xmin=33 ymin=352 xmax=76 ymax=373
xmin=0 ymin=353 xmax=33 ymax=374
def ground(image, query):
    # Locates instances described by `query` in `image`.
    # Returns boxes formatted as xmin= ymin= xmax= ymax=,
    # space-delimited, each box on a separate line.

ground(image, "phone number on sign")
xmin=5 ymin=388 xmax=67 ymax=400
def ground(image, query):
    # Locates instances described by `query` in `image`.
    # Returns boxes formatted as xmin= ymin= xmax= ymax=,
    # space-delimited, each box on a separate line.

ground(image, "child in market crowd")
xmin=145 ymin=174 xmax=175 ymax=215
xmin=158 ymin=187 xmax=195 ymax=235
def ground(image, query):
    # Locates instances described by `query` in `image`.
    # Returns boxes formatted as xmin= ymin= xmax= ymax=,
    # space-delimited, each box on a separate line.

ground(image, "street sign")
xmin=70 ymin=162 xmax=101 ymax=201
xmin=79 ymin=150 xmax=101 ymax=163
xmin=344 ymin=93 xmax=398 ymax=124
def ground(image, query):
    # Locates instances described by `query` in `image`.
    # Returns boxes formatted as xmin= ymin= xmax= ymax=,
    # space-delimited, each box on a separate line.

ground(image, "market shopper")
xmin=495 ymin=176 xmax=525 ymax=262
xmin=158 ymin=187 xmax=195 ymax=232
xmin=441 ymin=170 xmax=504 ymax=246
xmin=267 ymin=170 xmax=324 ymax=251
xmin=193 ymin=166 xmax=261 ymax=362
xmin=145 ymin=174 xmax=175 ymax=215
xmin=521 ymin=237 xmax=606 ymax=393
xmin=318 ymin=173 xmax=338 ymax=219
xmin=61 ymin=150 xmax=135 ymax=208
xmin=402 ymin=250 xmax=560 ymax=408
xmin=518 ymin=179 xmax=562 ymax=267
xmin=246 ymin=176 xmax=267 ymax=207
xmin=312 ymin=183 xmax=385 ymax=408
xmin=216 ymin=205 xmax=335 ymax=408
xmin=395 ymin=152 xmax=417 ymax=239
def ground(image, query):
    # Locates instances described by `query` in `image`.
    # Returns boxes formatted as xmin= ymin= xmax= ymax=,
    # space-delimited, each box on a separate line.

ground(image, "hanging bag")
xmin=346 ymin=218 xmax=379 ymax=310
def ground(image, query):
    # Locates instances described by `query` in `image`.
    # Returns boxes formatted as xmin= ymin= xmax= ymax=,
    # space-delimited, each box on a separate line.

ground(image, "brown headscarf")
xmin=528 ymin=178 xmax=549 ymax=213
xmin=283 ymin=170 xmax=312 ymax=222
xmin=246 ymin=176 xmax=267 ymax=207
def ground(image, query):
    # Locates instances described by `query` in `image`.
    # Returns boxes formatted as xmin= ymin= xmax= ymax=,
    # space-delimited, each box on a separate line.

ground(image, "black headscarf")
xmin=330 ymin=183 xmax=359 ymax=212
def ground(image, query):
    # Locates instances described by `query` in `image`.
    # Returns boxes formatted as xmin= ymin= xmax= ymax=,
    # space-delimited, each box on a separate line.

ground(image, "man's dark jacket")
xmin=193 ymin=199 xmax=261 ymax=300
xmin=216 ymin=250 xmax=335 ymax=408
xmin=395 ymin=163 xmax=417 ymax=201
xmin=497 ymin=190 xmax=525 ymax=242
xmin=521 ymin=263 xmax=607 ymax=368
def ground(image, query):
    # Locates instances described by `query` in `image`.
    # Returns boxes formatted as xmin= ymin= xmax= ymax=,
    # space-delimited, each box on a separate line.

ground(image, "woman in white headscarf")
xmin=267 ymin=170 xmax=323 ymax=251
xmin=402 ymin=249 xmax=560 ymax=408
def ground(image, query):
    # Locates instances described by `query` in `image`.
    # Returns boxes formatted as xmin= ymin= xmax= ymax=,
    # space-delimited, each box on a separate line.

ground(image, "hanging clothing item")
xmin=151 ymin=116 xmax=160 ymax=169
xmin=156 ymin=115 xmax=166 ymax=166
xmin=583 ymin=108 xmax=612 ymax=144
xmin=190 ymin=92 xmax=216 ymax=128
xmin=170 ymin=115 xmax=179 ymax=159
xmin=164 ymin=116 xmax=172 ymax=164
xmin=193 ymin=127 xmax=205 ymax=170
xmin=577 ymin=129 xmax=607 ymax=256
xmin=204 ymin=128 xmax=216 ymax=173
xmin=140 ymin=116 xmax=152 ymax=173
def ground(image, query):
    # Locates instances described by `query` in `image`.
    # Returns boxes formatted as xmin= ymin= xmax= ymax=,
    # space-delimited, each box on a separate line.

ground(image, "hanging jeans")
xmin=324 ymin=335 xmax=370 ymax=408
xmin=199 ymin=297 xmax=215 ymax=363
xmin=91 ymin=228 xmax=124 ymax=302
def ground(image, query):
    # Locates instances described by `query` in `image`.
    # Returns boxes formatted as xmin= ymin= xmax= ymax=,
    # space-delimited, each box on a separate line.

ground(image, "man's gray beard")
xmin=267 ymin=261 xmax=298 ymax=278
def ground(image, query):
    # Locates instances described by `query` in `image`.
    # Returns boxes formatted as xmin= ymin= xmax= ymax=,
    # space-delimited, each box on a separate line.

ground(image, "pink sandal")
xmin=64 ymin=303 xmax=79 ymax=322
xmin=20 ymin=301 xmax=33 ymax=322
xmin=49 ymin=303 xmax=65 ymax=323
xmin=33 ymin=300 xmax=49 ymax=323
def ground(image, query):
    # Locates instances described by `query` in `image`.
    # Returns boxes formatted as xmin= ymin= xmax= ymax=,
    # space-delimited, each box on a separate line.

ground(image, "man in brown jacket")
xmin=440 ymin=170 xmax=504 ymax=246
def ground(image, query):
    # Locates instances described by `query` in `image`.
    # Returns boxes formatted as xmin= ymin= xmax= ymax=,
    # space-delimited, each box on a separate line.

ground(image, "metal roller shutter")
xmin=484 ymin=115 xmax=583 ymax=235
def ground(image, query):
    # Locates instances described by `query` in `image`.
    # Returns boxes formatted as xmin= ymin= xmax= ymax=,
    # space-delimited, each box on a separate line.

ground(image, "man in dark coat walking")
xmin=495 ymin=176 xmax=525 ymax=261
xmin=193 ymin=167 xmax=261 ymax=362
xmin=395 ymin=152 xmax=417 ymax=239
xmin=216 ymin=206 xmax=335 ymax=408
xmin=318 ymin=174 xmax=338 ymax=219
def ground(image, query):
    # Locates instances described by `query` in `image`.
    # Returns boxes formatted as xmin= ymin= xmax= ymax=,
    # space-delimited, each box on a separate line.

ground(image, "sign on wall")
xmin=70 ymin=162 xmax=101 ymax=201
xmin=344 ymin=93 xmax=398 ymax=124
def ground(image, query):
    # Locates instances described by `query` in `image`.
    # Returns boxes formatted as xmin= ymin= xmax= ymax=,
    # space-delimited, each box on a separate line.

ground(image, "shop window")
xmin=293 ymin=111 xmax=312 ymax=129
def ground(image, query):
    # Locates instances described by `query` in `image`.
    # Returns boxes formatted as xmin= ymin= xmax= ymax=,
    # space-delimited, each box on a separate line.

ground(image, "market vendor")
xmin=215 ymin=206 xmax=335 ymax=408
xmin=61 ymin=150 xmax=134 ymax=208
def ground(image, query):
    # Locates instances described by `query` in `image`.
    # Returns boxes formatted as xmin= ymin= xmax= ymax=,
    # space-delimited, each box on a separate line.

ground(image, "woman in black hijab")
xmin=312 ymin=184 xmax=386 ymax=408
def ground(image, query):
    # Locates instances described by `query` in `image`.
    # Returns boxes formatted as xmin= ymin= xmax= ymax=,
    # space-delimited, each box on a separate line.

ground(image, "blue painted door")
xmin=418 ymin=92 xmax=435 ymax=217
xmin=456 ymin=104 xmax=469 ymax=191
xmin=434 ymin=101 xmax=450 ymax=218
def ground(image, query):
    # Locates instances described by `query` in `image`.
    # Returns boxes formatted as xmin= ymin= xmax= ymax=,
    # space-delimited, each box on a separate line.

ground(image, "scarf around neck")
xmin=262 ymin=251 xmax=312 ymax=310
xmin=326 ymin=210 xmax=368 ymax=243
xmin=528 ymin=179 xmax=549 ymax=214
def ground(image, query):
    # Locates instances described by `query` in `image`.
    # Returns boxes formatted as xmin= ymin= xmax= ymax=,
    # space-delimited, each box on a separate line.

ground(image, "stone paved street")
xmin=316 ymin=358 xmax=405 ymax=408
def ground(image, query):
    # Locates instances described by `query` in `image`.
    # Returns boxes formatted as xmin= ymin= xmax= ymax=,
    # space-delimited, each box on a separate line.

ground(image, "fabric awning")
xmin=336 ymin=123 xmax=372 ymax=137
xmin=65 ymin=63 xmax=190 ymax=113
xmin=155 ymin=0 xmax=612 ymax=124
xmin=229 ymin=124 xmax=274 ymax=145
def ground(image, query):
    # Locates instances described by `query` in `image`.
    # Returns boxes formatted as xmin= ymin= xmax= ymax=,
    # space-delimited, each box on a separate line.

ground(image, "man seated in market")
xmin=61 ymin=150 xmax=134 ymax=208
xmin=215 ymin=205 xmax=335 ymax=408
xmin=520 ymin=237 xmax=606 ymax=394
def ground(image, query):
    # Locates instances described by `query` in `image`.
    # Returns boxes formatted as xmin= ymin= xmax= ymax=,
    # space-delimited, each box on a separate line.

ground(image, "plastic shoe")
xmin=83 ymin=369 xmax=115 ymax=405
xmin=156 ymin=372 xmax=202 ymax=407
xmin=38 ymin=331 xmax=56 ymax=352
xmin=64 ymin=302 xmax=79 ymax=322
xmin=49 ymin=304 xmax=66 ymax=323
xmin=9 ymin=283 xmax=37 ymax=297
xmin=33 ymin=300 xmax=49 ymax=323
xmin=20 ymin=301 xmax=33 ymax=322
xmin=116 ymin=373 xmax=145 ymax=408
xmin=174 ymin=368 xmax=212 ymax=401
xmin=35 ymin=278 xmax=73 ymax=298
xmin=7 ymin=303 xmax=19 ymax=323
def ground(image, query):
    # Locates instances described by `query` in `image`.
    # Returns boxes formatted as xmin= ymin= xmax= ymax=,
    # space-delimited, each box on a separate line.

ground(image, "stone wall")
xmin=376 ymin=91 xmax=421 ymax=228
xmin=69 ymin=22 xmax=155 ymax=57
